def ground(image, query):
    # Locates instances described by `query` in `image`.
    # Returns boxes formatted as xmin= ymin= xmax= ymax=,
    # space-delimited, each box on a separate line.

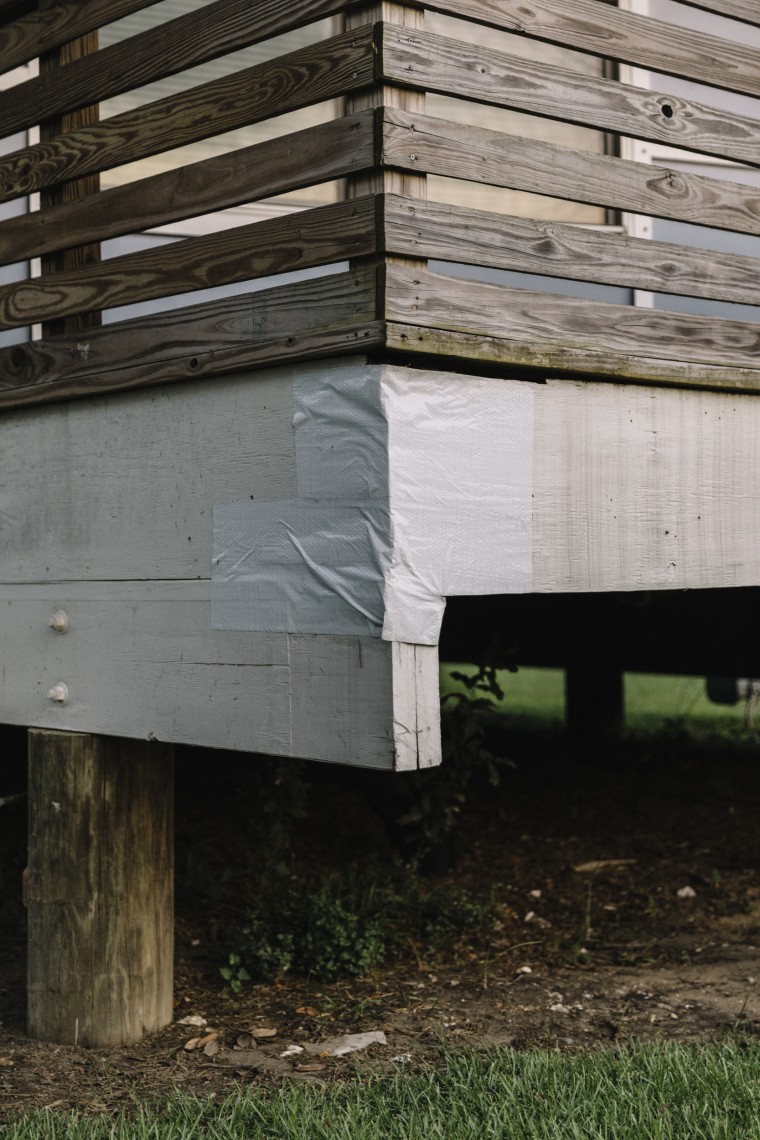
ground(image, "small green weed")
xmin=224 ymin=865 xmax=500 ymax=985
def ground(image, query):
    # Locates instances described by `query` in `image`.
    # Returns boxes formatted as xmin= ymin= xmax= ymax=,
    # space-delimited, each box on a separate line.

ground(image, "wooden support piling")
xmin=27 ymin=731 xmax=174 ymax=1047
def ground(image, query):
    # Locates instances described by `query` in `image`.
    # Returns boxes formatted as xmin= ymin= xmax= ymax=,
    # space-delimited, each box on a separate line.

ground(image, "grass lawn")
xmin=5 ymin=1041 xmax=760 ymax=1138
xmin=441 ymin=665 xmax=750 ymax=737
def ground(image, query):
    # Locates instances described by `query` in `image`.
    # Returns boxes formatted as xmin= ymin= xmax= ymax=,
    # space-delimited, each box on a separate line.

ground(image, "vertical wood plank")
xmin=40 ymin=27 xmax=102 ymax=336
xmin=27 ymin=730 xmax=174 ymax=1046
xmin=345 ymin=3 xmax=426 ymax=201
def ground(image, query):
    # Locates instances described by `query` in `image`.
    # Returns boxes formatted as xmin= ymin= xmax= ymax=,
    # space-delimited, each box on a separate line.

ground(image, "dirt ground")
xmin=1 ymin=720 xmax=760 ymax=1118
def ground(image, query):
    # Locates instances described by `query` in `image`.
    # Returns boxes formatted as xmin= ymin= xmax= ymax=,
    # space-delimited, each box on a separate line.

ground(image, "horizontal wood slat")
xmin=0 ymin=0 xmax=353 ymax=138
xmin=1 ymin=3 xmax=154 ymax=79
xmin=382 ymin=109 xmax=760 ymax=236
xmin=0 ymin=113 xmax=376 ymax=268
xmin=0 ymin=25 xmax=376 ymax=205
xmin=675 ymin=0 xmax=760 ymax=28
xmin=423 ymin=0 xmax=760 ymax=98
xmin=0 ymin=197 xmax=378 ymax=330
xmin=384 ymin=264 xmax=760 ymax=376
xmin=1 ymin=0 xmax=349 ymax=77
xmin=0 ymin=267 xmax=381 ymax=407
xmin=385 ymin=320 xmax=760 ymax=391
xmin=383 ymin=194 xmax=760 ymax=308
xmin=380 ymin=26 xmax=760 ymax=168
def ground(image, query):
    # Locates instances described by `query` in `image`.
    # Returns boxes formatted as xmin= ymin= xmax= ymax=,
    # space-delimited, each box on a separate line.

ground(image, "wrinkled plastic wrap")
xmin=211 ymin=364 xmax=391 ymax=637
xmin=212 ymin=363 xmax=534 ymax=645
xmin=380 ymin=370 xmax=534 ymax=645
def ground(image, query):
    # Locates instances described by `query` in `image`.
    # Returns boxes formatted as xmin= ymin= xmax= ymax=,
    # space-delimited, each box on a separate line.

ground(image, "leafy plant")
xmin=223 ymin=865 xmax=502 ymax=986
xmin=219 ymin=952 xmax=251 ymax=994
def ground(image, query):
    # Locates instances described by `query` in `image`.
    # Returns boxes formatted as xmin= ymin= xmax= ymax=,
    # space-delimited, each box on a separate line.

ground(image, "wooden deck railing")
xmin=1 ymin=0 xmax=760 ymax=406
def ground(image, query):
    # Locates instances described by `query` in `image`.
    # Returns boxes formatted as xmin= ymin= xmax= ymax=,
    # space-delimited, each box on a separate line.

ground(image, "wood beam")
xmin=27 ymin=731 xmax=174 ymax=1046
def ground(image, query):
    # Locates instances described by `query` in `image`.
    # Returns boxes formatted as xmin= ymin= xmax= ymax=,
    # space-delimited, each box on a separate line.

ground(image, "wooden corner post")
xmin=27 ymin=731 xmax=174 ymax=1047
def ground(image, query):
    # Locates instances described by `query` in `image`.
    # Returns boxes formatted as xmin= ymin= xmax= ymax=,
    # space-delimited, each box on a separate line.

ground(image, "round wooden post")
xmin=27 ymin=730 xmax=174 ymax=1046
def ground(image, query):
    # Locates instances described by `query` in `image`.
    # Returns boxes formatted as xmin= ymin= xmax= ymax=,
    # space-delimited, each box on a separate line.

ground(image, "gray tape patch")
xmin=212 ymin=500 xmax=390 ymax=636
xmin=293 ymin=368 xmax=388 ymax=501
xmin=212 ymin=364 xmax=390 ymax=636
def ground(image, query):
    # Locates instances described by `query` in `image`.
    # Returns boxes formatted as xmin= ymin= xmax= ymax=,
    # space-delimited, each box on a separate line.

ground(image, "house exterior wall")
xmin=2 ymin=355 xmax=759 ymax=766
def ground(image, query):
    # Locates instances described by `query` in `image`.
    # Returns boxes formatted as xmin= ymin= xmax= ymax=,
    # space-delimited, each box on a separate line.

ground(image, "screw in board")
xmin=49 ymin=610 xmax=69 ymax=634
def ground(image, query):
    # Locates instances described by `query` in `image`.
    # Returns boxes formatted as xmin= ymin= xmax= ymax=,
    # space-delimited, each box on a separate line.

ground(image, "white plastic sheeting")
xmin=380 ymin=370 xmax=534 ymax=644
xmin=212 ymin=362 xmax=535 ymax=644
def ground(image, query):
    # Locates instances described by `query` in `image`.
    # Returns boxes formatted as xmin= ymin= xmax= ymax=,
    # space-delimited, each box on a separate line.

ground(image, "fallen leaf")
xmin=296 ymin=1006 xmax=318 ymax=1016
xmin=280 ymin=1045 xmax=304 ymax=1058
xmin=574 ymin=859 xmax=636 ymax=873
xmin=295 ymin=1062 xmax=327 ymax=1072
xmin=677 ymin=885 xmax=697 ymax=899
xmin=203 ymin=1039 xmax=220 ymax=1057
xmin=250 ymin=1027 xmax=278 ymax=1039
xmin=183 ymin=1037 xmax=200 ymax=1051
xmin=235 ymin=1033 xmax=253 ymax=1050
xmin=178 ymin=1015 xmax=208 ymax=1028
xmin=196 ymin=1031 xmax=219 ymax=1049
xmin=0 ymin=1058 xmax=14 ymax=1067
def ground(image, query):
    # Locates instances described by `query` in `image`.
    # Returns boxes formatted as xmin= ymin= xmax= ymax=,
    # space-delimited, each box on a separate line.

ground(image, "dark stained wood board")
xmin=0 ymin=0 xmax=355 ymax=137
xmin=0 ymin=112 xmax=376 ymax=267
xmin=0 ymin=24 xmax=377 ymax=204
xmin=1 ymin=0 xmax=350 ymax=77
xmin=0 ymin=267 xmax=381 ymax=406
xmin=381 ymin=109 xmax=760 ymax=237
xmin=0 ymin=196 xmax=378 ymax=330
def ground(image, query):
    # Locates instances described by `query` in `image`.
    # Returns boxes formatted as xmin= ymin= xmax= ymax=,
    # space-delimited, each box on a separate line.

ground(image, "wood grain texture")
xmin=421 ymin=0 xmax=760 ymax=97
xmin=384 ymin=194 xmax=760 ymax=307
xmin=382 ymin=109 xmax=760 ymax=236
xmin=27 ymin=730 xmax=174 ymax=1046
xmin=385 ymin=320 xmax=760 ymax=391
xmin=0 ymin=197 xmax=378 ymax=329
xmin=1 ymin=0 xmax=348 ymax=74
xmin=0 ymin=25 xmax=376 ymax=204
xmin=385 ymin=264 xmax=760 ymax=372
xmin=384 ymin=265 xmax=760 ymax=383
xmin=675 ymin=0 xmax=760 ymax=28
xmin=0 ymin=269 xmax=381 ymax=407
xmin=0 ymin=0 xmax=352 ymax=138
xmin=0 ymin=583 xmax=395 ymax=765
xmin=0 ymin=113 xmax=376 ymax=268
xmin=380 ymin=26 xmax=760 ymax=169
xmin=40 ymin=29 xmax=101 ymax=338
xmin=347 ymin=3 xmax=426 ymax=201
xmin=1 ymin=0 xmax=157 ymax=75
xmin=532 ymin=378 xmax=760 ymax=592
xmin=390 ymin=642 xmax=441 ymax=770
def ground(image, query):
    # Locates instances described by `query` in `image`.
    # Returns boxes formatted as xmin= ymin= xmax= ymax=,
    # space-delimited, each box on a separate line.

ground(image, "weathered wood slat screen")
xmin=1 ymin=0 xmax=760 ymax=403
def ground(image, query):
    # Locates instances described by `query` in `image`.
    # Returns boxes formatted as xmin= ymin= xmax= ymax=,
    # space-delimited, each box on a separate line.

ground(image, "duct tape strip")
xmin=211 ymin=362 xmax=390 ymax=637
xmin=211 ymin=499 xmax=389 ymax=636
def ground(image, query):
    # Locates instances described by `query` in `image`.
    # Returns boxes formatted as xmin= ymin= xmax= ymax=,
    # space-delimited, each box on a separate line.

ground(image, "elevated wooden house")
xmin=3 ymin=0 xmax=760 ymax=1044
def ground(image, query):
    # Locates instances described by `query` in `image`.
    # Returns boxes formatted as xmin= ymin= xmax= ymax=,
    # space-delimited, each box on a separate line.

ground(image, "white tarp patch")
xmin=380 ymin=370 xmax=534 ymax=645
xmin=211 ymin=362 xmax=533 ymax=644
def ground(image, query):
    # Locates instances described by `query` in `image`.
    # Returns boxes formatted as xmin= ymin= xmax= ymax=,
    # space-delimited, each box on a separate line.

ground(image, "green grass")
xmin=6 ymin=1041 xmax=760 ymax=1138
xmin=441 ymin=665 xmax=750 ymax=736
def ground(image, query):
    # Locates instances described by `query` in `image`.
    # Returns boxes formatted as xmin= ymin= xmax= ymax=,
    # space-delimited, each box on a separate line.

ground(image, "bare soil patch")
xmin=1 ymin=723 xmax=759 ymax=1117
